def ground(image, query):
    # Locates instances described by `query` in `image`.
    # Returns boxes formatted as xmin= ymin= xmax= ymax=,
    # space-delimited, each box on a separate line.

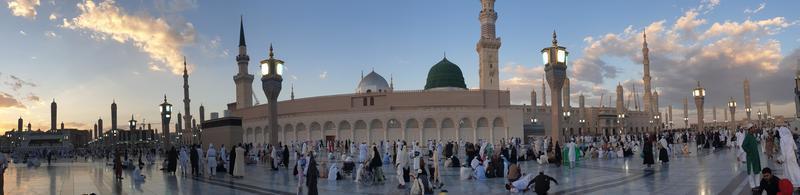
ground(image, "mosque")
xmin=226 ymin=0 xmax=663 ymax=145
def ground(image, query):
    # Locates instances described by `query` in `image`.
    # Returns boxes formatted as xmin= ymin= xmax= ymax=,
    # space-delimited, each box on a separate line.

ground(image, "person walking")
xmin=306 ymin=155 xmax=320 ymax=195
xmin=777 ymin=126 xmax=800 ymax=188
xmin=190 ymin=145 xmax=199 ymax=176
xmin=643 ymin=137 xmax=655 ymax=168
xmin=179 ymin=147 xmax=189 ymax=175
xmin=743 ymin=124 xmax=762 ymax=190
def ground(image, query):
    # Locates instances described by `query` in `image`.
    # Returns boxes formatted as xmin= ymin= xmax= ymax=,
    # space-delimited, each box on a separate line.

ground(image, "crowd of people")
xmin=4 ymin=122 xmax=800 ymax=194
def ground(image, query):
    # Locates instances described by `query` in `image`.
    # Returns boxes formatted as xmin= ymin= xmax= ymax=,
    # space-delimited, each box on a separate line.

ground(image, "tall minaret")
xmin=668 ymin=105 xmax=673 ymax=127
xmin=767 ymin=101 xmax=772 ymax=118
xmin=27 ymin=122 xmax=31 ymax=131
xmin=182 ymin=57 xmax=193 ymax=140
xmin=111 ymin=100 xmax=117 ymax=130
xmin=795 ymin=58 xmax=800 ymax=117
xmin=713 ymin=106 xmax=717 ymax=123
xmin=653 ymin=90 xmax=659 ymax=114
xmin=17 ymin=117 xmax=22 ymax=132
xmin=476 ymin=0 xmax=501 ymax=90
xmin=50 ymin=99 xmax=57 ymax=130
xmin=683 ymin=97 xmax=688 ymax=128
xmin=234 ymin=16 xmax=254 ymax=109
xmin=541 ymin=76 xmax=547 ymax=107
xmin=93 ymin=124 xmax=98 ymax=140
xmin=563 ymin=78 xmax=571 ymax=109
xmin=616 ymin=83 xmax=624 ymax=114
xmin=642 ymin=32 xmax=653 ymax=114
xmin=744 ymin=78 xmax=751 ymax=121
xmin=177 ymin=112 xmax=183 ymax=134
xmin=199 ymin=104 xmax=205 ymax=123
xmin=530 ymin=88 xmax=537 ymax=110
xmin=97 ymin=117 xmax=103 ymax=135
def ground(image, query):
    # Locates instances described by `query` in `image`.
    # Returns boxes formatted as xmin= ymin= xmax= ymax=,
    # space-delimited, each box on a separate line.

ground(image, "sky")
xmin=1 ymin=0 xmax=799 ymax=133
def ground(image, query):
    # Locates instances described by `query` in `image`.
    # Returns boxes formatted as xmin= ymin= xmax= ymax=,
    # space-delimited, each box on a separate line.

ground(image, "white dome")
xmin=356 ymin=71 xmax=390 ymax=93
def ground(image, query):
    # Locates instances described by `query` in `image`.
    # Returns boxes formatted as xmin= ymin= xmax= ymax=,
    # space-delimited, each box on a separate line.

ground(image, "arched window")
xmin=370 ymin=97 xmax=374 ymax=105
xmin=363 ymin=97 xmax=367 ymax=106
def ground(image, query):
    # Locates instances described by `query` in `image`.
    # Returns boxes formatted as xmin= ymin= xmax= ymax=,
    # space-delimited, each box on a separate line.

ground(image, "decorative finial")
xmin=697 ymin=80 xmax=701 ymax=87
xmin=361 ymin=70 xmax=364 ymax=79
xmin=443 ymin=51 xmax=447 ymax=59
xmin=269 ymin=43 xmax=274 ymax=58
xmin=183 ymin=56 xmax=188 ymax=74
xmin=552 ymin=30 xmax=558 ymax=46
xmin=239 ymin=15 xmax=246 ymax=47
xmin=164 ymin=94 xmax=167 ymax=102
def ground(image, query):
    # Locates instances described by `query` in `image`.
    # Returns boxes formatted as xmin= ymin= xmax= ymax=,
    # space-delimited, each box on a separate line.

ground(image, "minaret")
xmin=93 ymin=124 xmax=98 ymax=140
xmin=60 ymin=122 xmax=64 ymax=129
xmin=177 ymin=112 xmax=183 ymax=133
xmin=51 ymin=99 xmax=57 ymax=130
xmin=291 ymin=83 xmax=295 ymax=100
xmin=476 ymin=0 xmax=501 ymax=90
xmin=182 ymin=57 xmax=193 ymax=143
xmin=98 ymin=117 xmax=103 ymax=135
xmin=616 ymin=83 xmax=624 ymax=114
xmin=668 ymin=105 xmax=673 ymax=128
xmin=796 ymin=58 xmax=800 ymax=117
xmin=744 ymin=78 xmax=751 ymax=121
xmin=390 ymin=74 xmax=394 ymax=91
xmin=563 ymin=78 xmax=571 ymax=109
xmin=199 ymin=104 xmax=205 ymax=123
xmin=579 ymin=94 xmax=586 ymax=119
xmin=27 ymin=122 xmax=31 ymax=131
xmin=683 ymin=97 xmax=688 ymax=128
xmin=531 ymin=88 xmax=537 ymax=109
xmin=767 ymin=101 xmax=772 ymax=118
xmin=713 ymin=106 xmax=717 ymax=123
xmin=653 ymin=90 xmax=660 ymax=114
xmin=642 ymin=32 xmax=653 ymax=114
xmin=234 ymin=16 xmax=254 ymax=109
xmin=541 ymin=76 xmax=547 ymax=107
xmin=111 ymin=100 xmax=117 ymax=130
xmin=17 ymin=117 xmax=22 ymax=132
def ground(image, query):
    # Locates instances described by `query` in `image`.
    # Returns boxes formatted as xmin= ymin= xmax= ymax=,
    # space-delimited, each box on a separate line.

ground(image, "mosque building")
xmin=227 ymin=0 xmax=664 ymax=145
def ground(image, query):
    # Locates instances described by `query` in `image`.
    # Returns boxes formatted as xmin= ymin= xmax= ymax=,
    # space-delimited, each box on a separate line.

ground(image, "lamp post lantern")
xmin=617 ymin=113 xmax=626 ymax=135
xmin=159 ymin=95 xmax=172 ymax=149
xmin=542 ymin=31 xmax=569 ymax=143
xmin=261 ymin=45 xmax=285 ymax=146
xmin=563 ymin=111 xmax=571 ymax=138
xmin=693 ymin=81 xmax=706 ymax=132
xmin=728 ymin=97 xmax=737 ymax=130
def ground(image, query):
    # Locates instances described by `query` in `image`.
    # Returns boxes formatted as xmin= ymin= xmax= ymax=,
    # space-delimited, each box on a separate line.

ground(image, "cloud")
xmin=0 ymin=92 xmax=24 ymax=108
xmin=319 ymin=71 xmax=328 ymax=79
xmin=153 ymin=0 xmax=197 ymax=13
xmin=4 ymin=75 xmax=37 ymax=91
xmin=61 ymin=0 xmax=196 ymax=75
xmin=7 ymin=0 xmax=40 ymax=19
xmin=48 ymin=12 xmax=57 ymax=20
xmin=44 ymin=31 xmax=57 ymax=38
xmin=24 ymin=93 xmax=39 ymax=102
xmin=744 ymin=2 xmax=766 ymax=14
xmin=572 ymin=7 xmax=798 ymax=117
xmin=18 ymin=30 xmax=26 ymax=36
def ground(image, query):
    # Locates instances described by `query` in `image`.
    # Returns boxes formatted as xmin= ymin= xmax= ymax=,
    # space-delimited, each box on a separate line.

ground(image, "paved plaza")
xmin=0 ymin=144 xmax=788 ymax=195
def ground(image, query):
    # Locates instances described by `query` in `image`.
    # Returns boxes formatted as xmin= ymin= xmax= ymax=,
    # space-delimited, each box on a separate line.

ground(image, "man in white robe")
xmin=179 ymin=147 xmax=189 ymax=175
xmin=233 ymin=145 xmax=246 ymax=177
xmin=396 ymin=145 xmax=408 ymax=188
xmin=206 ymin=144 xmax=218 ymax=176
xmin=567 ymin=139 xmax=576 ymax=167
xmin=778 ymin=126 xmax=800 ymax=187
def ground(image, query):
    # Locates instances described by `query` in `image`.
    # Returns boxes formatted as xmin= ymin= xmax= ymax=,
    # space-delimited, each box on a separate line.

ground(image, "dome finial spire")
xmin=268 ymin=43 xmax=274 ymax=58
xmin=552 ymin=30 xmax=558 ymax=46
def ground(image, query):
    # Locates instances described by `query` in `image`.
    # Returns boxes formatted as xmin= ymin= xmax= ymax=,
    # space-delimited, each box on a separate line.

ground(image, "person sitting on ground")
xmin=133 ymin=165 xmax=146 ymax=182
xmin=758 ymin=167 xmax=781 ymax=195
xmin=505 ymin=171 xmax=558 ymax=193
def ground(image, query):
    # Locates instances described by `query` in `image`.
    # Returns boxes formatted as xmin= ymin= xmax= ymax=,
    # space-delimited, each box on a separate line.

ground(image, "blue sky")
xmin=1 ymin=0 xmax=798 ymax=132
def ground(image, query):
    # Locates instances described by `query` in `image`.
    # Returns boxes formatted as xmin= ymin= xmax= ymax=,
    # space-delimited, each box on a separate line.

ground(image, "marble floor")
xmin=0 ymin=144 xmax=787 ymax=195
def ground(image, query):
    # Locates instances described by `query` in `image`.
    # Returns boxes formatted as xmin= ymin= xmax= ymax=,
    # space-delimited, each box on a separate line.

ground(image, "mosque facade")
xmin=227 ymin=0 xmax=665 ymax=145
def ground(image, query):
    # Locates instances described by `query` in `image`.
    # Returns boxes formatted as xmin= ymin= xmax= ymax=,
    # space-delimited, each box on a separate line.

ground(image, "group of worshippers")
xmin=169 ymin=143 xmax=246 ymax=178
xmin=737 ymin=123 xmax=800 ymax=194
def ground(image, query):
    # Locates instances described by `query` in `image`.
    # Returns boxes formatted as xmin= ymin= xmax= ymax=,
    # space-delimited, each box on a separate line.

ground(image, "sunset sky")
xmin=1 ymin=0 xmax=799 ymax=133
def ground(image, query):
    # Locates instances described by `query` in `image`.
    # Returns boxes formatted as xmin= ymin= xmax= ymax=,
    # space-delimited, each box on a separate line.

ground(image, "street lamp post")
xmin=683 ymin=117 xmax=688 ymax=129
xmin=578 ymin=119 xmax=585 ymax=136
xmin=542 ymin=31 xmax=569 ymax=143
xmin=261 ymin=45 xmax=285 ymax=146
xmin=693 ymin=81 xmax=706 ymax=132
xmin=159 ymin=95 xmax=172 ymax=150
xmin=728 ymin=97 xmax=737 ymax=130
xmin=653 ymin=115 xmax=661 ymax=133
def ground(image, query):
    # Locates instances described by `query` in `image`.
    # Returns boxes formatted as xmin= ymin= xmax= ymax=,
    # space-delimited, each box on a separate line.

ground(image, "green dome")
xmin=425 ymin=57 xmax=467 ymax=90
